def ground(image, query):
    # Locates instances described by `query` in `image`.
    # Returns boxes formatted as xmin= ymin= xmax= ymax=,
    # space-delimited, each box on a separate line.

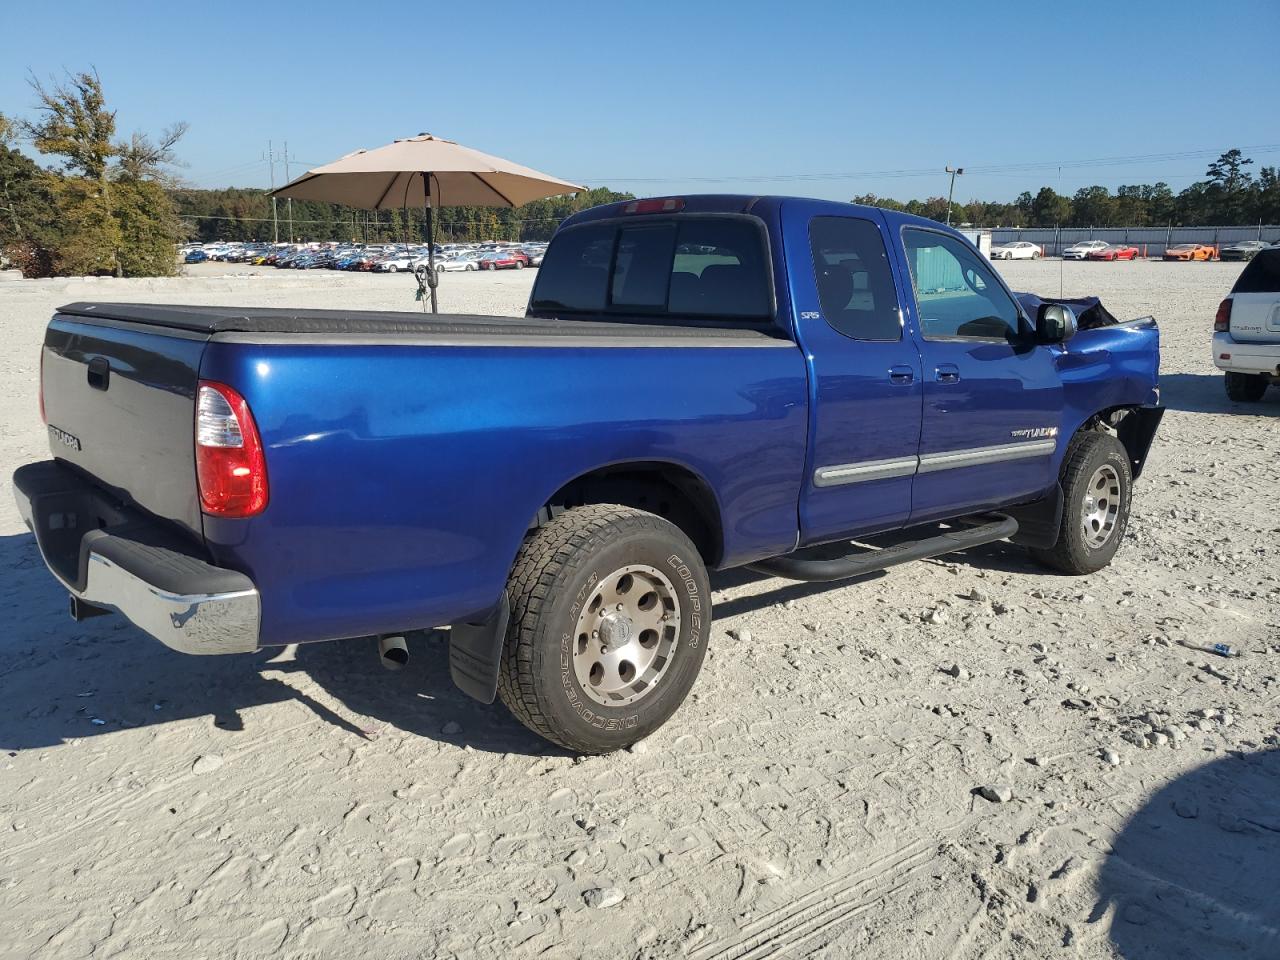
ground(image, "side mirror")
xmin=1036 ymin=303 xmax=1078 ymax=343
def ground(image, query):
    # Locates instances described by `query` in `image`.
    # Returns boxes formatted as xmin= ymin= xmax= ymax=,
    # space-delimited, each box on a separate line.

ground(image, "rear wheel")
xmin=515 ymin=260 xmax=525 ymax=269
xmin=1225 ymin=371 xmax=1269 ymax=402
xmin=497 ymin=504 xmax=711 ymax=753
xmin=1030 ymin=432 xmax=1132 ymax=575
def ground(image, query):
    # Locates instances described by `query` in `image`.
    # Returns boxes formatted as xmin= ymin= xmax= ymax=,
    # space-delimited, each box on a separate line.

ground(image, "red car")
xmin=1086 ymin=244 xmax=1140 ymax=262
xmin=478 ymin=250 xmax=530 ymax=270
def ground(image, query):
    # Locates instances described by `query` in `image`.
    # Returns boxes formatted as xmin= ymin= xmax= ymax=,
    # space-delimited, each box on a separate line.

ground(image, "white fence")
xmin=987 ymin=224 xmax=1280 ymax=256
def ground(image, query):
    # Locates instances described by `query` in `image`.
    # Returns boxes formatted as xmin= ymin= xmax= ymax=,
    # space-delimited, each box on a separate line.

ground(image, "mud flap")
xmin=1007 ymin=484 xmax=1064 ymax=549
xmin=448 ymin=592 xmax=511 ymax=704
xmin=1116 ymin=406 xmax=1165 ymax=479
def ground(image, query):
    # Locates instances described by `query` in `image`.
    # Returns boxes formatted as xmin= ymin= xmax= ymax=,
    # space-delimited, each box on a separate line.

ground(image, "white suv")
xmin=1063 ymin=240 xmax=1109 ymax=260
xmin=1212 ymin=249 xmax=1280 ymax=401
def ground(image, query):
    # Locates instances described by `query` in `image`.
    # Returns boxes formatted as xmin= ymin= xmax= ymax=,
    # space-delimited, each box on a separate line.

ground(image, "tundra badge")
xmin=1010 ymin=426 xmax=1058 ymax=440
xmin=48 ymin=425 xmax=82 ymax=451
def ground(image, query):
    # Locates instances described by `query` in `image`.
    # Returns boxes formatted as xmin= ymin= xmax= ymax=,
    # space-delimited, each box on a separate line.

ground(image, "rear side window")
xmin=532 ymin=216 xmax=772 ymax=320
xmin=1232 ymin=250 xmax=1280 ymax=294
xmin=808 ymin=216 xmax=901 ymax=340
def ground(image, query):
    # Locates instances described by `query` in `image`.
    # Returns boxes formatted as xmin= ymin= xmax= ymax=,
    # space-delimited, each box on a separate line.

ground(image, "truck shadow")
xmin=0 ymin=532 xmax=555 ymax=756
xmin=1094 ymin=747 xmax=1280 ymax=958
xmin=1159 ymin=373 xmax=1280 ymax=416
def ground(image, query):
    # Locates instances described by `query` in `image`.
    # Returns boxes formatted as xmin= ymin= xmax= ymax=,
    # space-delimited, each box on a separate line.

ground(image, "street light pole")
xmin=945 ymin=166 xmax=964 ymax=226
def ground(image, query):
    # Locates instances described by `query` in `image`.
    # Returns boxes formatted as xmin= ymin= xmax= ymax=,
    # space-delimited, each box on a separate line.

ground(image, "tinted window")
xmin=808 ymin=216 xmax=901 ymax=340
xmin=612 ymin=225 xmax=677 ymax=309
xmin=526 ymin=228 xmax=612 ymax=312
xmin=903 ymin=229 xmax=1022 ymax=340
xmin=532 ymin=216 xmax=771 ymax=320
xmin=1232 ymin=250 xmax=1280 ymax=294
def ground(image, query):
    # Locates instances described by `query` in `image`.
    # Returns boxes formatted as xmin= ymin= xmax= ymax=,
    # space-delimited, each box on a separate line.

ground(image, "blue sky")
xmin=2 ymin=0 xmax=1277 ymax=202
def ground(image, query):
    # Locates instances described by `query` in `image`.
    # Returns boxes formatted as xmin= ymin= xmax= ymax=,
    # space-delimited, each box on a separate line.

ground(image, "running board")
xmin=746 ymin=514 xmax=1019 ymax=583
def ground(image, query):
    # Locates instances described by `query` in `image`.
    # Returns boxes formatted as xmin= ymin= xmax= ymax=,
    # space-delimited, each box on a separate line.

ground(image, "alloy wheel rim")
xmin=572 ymin=564 xmax=681 ymax=707
xmin=1081 ymin=464 xmax=1122 ymax=548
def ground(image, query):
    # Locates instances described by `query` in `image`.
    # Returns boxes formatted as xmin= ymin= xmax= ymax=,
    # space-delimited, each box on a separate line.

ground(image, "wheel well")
xmin=1077 ymin=405 xmax=1164 ymax=479
xmin=538 ymin=462 xmax=724 ymax=566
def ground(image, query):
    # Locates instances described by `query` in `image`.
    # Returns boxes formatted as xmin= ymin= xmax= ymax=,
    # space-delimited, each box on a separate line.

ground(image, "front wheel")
xmin=1225 ymin=371 xmax=1269 ymax=402
xmin=1030 ymin=432 xmax=1132 ymax=575
xmin=497 ymin=504 xmax=711 ymax=753
xmin=515 ymin=260 xmax=525 ymax=269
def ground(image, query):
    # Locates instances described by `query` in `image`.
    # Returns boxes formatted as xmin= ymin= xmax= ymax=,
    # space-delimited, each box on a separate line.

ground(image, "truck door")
xmin=782 ymin=202 xmax=923 ymax=545
xmin=893 ymin=224 xmax=1063 ymax=524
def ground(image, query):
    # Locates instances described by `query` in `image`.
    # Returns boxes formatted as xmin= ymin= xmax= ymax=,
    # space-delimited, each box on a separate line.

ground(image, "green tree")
xmin=1071 ymin=186 xmax=1115 ymax=226
xmin=1029 ymin=187 xmax=1070 ymax=227
xmin=1206 ymin=149 xmax=1253 ymax=194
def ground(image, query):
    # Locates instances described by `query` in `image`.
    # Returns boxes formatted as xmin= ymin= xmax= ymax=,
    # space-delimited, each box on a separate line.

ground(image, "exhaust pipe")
xmin=377 ymin=634 xmax=409 ymax=670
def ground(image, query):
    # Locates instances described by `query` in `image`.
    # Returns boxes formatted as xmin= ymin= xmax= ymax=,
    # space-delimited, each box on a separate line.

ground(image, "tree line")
xmin=855 ymin=150 xmax=1280 ymax=228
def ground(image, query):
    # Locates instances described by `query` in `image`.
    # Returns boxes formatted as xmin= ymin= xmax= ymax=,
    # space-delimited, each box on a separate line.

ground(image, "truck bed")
xmin=57 ymin=302 xmax=788 ymax=342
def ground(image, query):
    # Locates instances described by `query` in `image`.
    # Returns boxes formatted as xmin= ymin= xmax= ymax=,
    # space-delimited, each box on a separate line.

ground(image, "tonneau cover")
xmin=56 ymin=302 xmax=785 ymax=341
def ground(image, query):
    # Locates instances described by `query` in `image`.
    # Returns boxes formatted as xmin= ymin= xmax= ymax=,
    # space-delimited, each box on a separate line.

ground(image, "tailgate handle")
xmin=87 ymin=357 xmax=110 ymax=391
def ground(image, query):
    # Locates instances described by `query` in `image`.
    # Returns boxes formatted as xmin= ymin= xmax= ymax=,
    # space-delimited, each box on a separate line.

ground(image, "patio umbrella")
xmin=271 ymin=133 xmax=584 ymax=312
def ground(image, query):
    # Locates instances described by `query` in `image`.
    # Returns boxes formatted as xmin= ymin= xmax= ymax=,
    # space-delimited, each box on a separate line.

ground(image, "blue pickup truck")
xmin=14 ymin=195 xmax=1162 ymax=752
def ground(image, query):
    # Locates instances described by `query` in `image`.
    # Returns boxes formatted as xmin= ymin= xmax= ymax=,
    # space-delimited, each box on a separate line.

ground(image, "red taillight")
xmin=1214 ymin=298 xmax=1232 ymax=333
xmin=621 ymin=197 xmax=685 ymax=215
xmin=38 ymin=348 xmax=46 ymax=424
xmin=195 ymin=380 xmax=268 ymax=517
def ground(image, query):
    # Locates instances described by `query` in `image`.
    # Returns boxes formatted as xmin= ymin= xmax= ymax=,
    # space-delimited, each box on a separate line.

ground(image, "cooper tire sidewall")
xmin=532 ymin=526 xmax=710 ymax=749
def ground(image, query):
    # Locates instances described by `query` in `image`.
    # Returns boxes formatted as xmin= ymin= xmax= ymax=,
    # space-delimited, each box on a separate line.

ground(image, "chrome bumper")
xmin=13 ymin=460 xmax=260 ymax=656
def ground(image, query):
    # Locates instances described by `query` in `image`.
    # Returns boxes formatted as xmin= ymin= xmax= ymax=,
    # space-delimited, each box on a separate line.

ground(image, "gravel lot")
xmin=2 ymin=259 xmax=1277 ymax=960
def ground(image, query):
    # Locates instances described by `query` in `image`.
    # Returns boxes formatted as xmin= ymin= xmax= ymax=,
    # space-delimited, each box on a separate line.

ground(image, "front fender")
xmin=1057 ymin=317 xmax=1161 ymax=451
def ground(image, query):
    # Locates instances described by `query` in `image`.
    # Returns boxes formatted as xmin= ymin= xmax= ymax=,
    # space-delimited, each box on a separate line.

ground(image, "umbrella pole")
xmin=423 ymin=171 xmax=439 ymax=314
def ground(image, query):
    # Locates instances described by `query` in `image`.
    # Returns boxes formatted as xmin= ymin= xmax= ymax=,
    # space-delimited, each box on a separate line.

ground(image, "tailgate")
xmin=1228 ymin=293 xmax=1280 ymax=343
xmin=41 ymin=313 xmax=207 ymax=538
xmin=1228 ymin=251 xmax=1280 ymax=343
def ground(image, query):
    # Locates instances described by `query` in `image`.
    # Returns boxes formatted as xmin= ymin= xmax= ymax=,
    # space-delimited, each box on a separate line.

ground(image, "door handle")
xmin=87 ymin=357 xmax=110 ymax=391
xmin=934 ymin=364 xmax=960 ymax=384
xmin=888 ymin=365 xmax=915 ymax=385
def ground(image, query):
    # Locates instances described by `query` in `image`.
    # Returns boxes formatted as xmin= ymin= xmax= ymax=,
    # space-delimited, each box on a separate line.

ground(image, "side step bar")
xmin=746 ymin=514 xmax=1019 ymax=583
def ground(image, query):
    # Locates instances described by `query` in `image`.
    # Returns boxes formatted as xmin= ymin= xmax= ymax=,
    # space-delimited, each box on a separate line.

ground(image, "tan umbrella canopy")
xmin=271 ymin=133 xmax=584 ymax=311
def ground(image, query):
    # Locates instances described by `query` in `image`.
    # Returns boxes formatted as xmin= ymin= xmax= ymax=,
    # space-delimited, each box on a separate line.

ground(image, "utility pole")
xmin=284 ymin=141 xmax=294 ymax=242
xmin=265 ymin=141 xmax=279 ymax=243
xmin=945 ymin=166 xmax=964 ymax=226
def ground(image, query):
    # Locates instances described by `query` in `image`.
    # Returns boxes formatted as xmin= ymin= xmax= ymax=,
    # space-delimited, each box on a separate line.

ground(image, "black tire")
xmin=1030 ymin=431 xmax=1132 ymax=575
xmin=497 ymin=504 xmax=711 ymax=753
xmin=1225 ymin=371 xmax=1269 ymax=402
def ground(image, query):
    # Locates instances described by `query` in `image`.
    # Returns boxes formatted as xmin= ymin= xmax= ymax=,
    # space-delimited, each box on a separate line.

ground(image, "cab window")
xmin=903 ymin=229 xmax=1022 ymax=341
xmin=808 ymin=216 xmax=901 ymax=341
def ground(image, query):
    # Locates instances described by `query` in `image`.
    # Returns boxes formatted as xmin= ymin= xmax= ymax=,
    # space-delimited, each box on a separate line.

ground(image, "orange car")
xmin=1163 ymin=243 xmax=1216 ymax=261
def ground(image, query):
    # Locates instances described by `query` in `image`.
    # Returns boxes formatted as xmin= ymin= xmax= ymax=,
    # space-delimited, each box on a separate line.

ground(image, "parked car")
xmin=1086 ymin=244 xmax=1140 ymax=262
xmin=990 ymin=241 xmax=1041 ymax=261
xmin=1212 ymin=248 xmax=1280 ymax=401
xmin=184 ymin=249 xmax=208 ymax=263
xmin=1163 ymin=243 xmax=1215 ymax=262
xmin=433 ymin=253 xmax=481 ymax=272
xmin=1219 ymin=240 xmax=1270 ymax=262
xmin=375 ymin=253 xmax=418 ymax=273
xmin=478 ymin=250 xmax=530 ymax=270
xmin=14 ymin=195 xmax=1163 ymax=754
xmin=1063 ymin=241 xmax=1109 ymax=260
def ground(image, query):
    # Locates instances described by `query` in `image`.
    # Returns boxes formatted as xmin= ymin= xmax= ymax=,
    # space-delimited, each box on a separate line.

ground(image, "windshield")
xmin=531 ymin=215 xmax=772 ymax=321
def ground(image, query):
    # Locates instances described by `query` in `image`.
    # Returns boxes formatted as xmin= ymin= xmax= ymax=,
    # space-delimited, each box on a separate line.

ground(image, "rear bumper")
xmin=12 ymin=460 xmax=260 ymax=656
xmin=1212 ymin=333 xmax=1280 ymax=376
